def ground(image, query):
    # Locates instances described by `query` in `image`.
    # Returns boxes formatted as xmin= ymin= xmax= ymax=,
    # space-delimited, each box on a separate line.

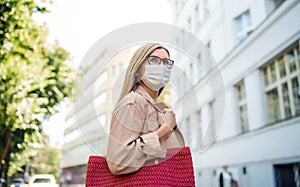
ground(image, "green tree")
xmin=28 ymin=141 xmax=62 ymax=181
xmin=0 ymin=0 xmax=75 ymax=181
xmin=8 ymin=133 xmax=62 ymax=181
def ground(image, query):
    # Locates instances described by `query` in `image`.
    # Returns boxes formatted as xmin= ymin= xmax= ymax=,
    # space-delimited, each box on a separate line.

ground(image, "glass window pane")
xmin=241 ymin=83 xmax=246 ymax=100
xmin=64 ymin=129 xmax=80 ymax=144
xmin=240 ymin=105 xmax=248 ymax=132
xmin=66 ymin=116 xmax=76 ymax=129
xmin=244 ymin=11 xmax=252 ymax=27
xmin=297 ymin=45 xmax=300 ymax=69
xmin=264 ymin=43 xmax=300 ymax=123
xmin=236 ymin=83 xmax=245 ymax=101
xmin=274 ymin=0 xmax=285 ymax=7
xmin=292 ymin=77 xmax=300 ymax=115
xmin=282 ymin=83 xmax=291 ymax=118
xmin=266 ymin=88 xmax=281 ymax=123
xmin=287 ymin=50 xmax=296 ymax=73
xmin=263 ymin=68 xmax=269 ymax=86
xmin=237 ymin=84 xmax=242 ymax=101
xmin=235 ymin=16 xmax=243 ymax=32
xmin=236 ymin=81 xmax=248 ymax=132
xmin=120 ymin=64 xmax=125 ymax=73
xmin=96 ymin=71 xmax=108 ymax=87
xmin=98 ymin=114 xmax=107 ymax=126
xmin=94 ymin=92 xmax=107 ymax=107
xmin=278 ymin=57 xmax=286 ymax=78
xmin=271 ymin=62 xmax=277 ymax=83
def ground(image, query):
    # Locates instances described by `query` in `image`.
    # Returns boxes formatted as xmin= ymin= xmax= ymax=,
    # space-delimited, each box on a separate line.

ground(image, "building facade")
xmin=61 ymin=47 xmax=133 ymax=185
xmin=169 ymin=0 xmax=300 ymax=186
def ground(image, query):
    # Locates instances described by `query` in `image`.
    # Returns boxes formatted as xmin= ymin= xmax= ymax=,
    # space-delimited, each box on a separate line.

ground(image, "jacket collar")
xmin=134 ymin=84 xmax=157 ymax=105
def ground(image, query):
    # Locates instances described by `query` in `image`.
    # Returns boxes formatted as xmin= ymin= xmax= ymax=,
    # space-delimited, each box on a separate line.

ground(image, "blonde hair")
xmin=117 ymin=43 xmax=170 ymax=103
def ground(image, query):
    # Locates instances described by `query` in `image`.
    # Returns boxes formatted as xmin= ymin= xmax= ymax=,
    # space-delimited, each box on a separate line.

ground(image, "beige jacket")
xmin=106 ymin=85 xmax=185 ymax=175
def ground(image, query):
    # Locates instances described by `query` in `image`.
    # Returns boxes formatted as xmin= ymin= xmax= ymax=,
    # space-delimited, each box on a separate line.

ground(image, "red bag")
xmin=86 ymin=147 xmax=195 ymax=187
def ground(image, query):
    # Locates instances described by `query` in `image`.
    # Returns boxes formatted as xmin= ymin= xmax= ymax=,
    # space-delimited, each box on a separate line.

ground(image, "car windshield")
xmin=12 ymin=179 xmax=23 ymax=183
xmin=33 ymin=178 xmax=51 ymax=183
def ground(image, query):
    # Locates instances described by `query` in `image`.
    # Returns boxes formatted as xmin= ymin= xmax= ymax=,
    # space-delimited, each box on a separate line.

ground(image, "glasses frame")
xmin=146 ymin=56 xmax=175 ymax=69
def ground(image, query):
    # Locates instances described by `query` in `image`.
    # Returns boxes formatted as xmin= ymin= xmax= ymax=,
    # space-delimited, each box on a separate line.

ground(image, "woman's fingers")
xmin=161 ymin=109 xmax=176 ymax=130
xmin=162 ymin=108 xmax=173 ymax=114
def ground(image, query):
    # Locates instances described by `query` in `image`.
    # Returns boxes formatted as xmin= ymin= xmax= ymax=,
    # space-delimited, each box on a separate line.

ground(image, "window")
xmin=274 ymin=162 xmax=300 ymax=187
xmin=65 ymin=116 xmax=76 ymax=129
xmin=119 ymin=63 xmax=126 ymax=74
xmin=265 ymin=0 xmax=285 ymax=15
xmin=189 ymin=62 xmax=194 ymax=83
xmin=183 ymin=71 xmax=187 ymax=91
xmin=209 ymin=100 xmax=216 ymax=136
xmin=184 ymin=117 xmax=191 ymax=144
xmin=64 ymin=129 xmax=80 ymax=144
xmin=207 ymin=41 xmax=211 ymax=49
xmin=235 ymin=10 xmax=252 ymax=42
xmin=187 ymin=17 xmax=192 ymax=32
xmin=194 ymin=3 xmax=201 ymax=31
xmin=96 ymin=71 xmax=108 ymax=87
xmin=98 ymin=113 xmax=107 ymax=127
xmin=195 ymin=53 xmax=203 ymax=82
xmin=196 ymin=110 xmax=202 ymax=144
xmin=236 ymin=81 xmax=248 ymax=133
xmin=197 ymin=110 xmax=201 ymax=123
xmin=262 ymin=42 xmax=300 ymax=124
xmin=203 ymin=0 xmax=210 ymax=19
xmin=197 ymin=53 xmax=202 ymax=63
xmin=266 ymin=88 xmax=281 ymax=123
xmin=94 ymin=92 xmax=107 ymax=108
xmin=111 ymin=66 xmax=116 ymax=77
xmin=272 ymin=0 xmax=285 ymax=8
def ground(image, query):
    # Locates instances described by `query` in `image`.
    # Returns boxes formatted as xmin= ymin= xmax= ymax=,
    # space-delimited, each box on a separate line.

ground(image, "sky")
xmin=38 ymin=0 xmax=173 ymax=146
xmin=35 ymin=0 xmax=172 ymax=66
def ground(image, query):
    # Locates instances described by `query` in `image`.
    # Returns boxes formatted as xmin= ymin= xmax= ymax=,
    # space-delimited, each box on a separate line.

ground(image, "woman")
xmin=106 ymin=43 xmax=185 ymax=175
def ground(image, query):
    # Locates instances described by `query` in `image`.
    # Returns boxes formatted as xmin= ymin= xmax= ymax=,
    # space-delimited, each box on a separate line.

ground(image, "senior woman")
xmin=106 ymin=43 xmax=185 ymax=175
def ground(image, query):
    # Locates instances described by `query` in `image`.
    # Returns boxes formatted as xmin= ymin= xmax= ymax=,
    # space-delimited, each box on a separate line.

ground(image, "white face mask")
xmin=141 ymin=64 xmax=171 ymax=91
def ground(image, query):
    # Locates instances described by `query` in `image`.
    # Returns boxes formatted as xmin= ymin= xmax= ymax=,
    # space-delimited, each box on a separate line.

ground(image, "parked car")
xmin=0 ymin=178 xmax=5 ymax=187
xmin=28 ymin=174 xmax=57 ymax=187
xmin=10 ymin=178 xmax=25 ymax=187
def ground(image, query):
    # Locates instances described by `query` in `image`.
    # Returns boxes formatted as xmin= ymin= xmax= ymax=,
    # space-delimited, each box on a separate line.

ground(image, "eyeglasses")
xmin=146 ymin=56 xmax=174 ymax=69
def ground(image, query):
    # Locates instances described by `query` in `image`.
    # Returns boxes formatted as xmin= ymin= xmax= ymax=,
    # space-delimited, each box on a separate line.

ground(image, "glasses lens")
xmin=148 ymin=56 xmax=160 ymax=65
xmin=147 ymin=56 xmax=174 ymax=68
xmin=162 ymin=59 xmax=174 ymax=68
xmin=161 ymin=59 xmax=169 ymax=66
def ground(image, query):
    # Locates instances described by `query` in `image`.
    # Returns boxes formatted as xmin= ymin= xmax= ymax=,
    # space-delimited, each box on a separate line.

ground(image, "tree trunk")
xmin=4 ymin=156 xmax=10 ymax=187
xmin=0 ymin=163 xmax=3 ymax=179
xmin=0 ymin=128 xmax=11 ymax=162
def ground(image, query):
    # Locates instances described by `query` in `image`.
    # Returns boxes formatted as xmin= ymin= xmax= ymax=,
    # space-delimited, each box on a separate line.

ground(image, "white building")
xmin=169 ymin=0 xmax=300 ymax=186
xmin=61 ymin=47 xmax=133 ymax=185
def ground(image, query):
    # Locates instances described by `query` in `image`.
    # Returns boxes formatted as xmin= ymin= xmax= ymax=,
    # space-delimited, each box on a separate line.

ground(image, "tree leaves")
xmin=0 ymin=0 xmax=76 ymax=178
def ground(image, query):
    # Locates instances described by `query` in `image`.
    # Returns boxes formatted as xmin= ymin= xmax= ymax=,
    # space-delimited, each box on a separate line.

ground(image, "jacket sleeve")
xmin=106 ymin=94 xmax=166 ymax=175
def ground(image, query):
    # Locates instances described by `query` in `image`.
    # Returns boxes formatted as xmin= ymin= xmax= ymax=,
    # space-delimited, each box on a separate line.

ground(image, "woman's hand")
xmin=156 ymin=109 xmax=177 ymax=141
